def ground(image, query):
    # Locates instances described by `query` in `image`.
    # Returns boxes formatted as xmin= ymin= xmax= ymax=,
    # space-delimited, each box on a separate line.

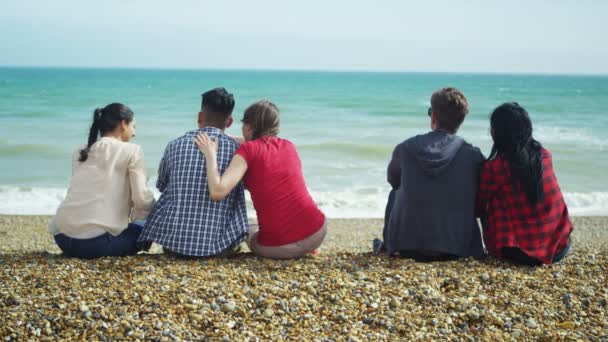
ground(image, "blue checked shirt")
xmin=138 ymin=127 xmax=248 ymax=256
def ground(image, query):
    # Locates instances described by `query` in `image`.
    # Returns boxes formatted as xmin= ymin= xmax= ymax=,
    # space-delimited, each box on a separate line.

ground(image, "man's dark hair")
xmin=430 ymin=87 xmax=469 ymax=133
xmin=201 ymin=87 xmax=235 ymax=125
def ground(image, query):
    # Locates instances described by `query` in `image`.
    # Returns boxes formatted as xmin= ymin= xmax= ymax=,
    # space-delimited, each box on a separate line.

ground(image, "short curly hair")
xmin=430 ymin=87 xmax=469 ymax=133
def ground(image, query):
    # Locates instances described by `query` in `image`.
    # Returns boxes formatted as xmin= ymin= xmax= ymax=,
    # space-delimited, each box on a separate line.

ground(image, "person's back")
xmin=50 ymin=103 xmax=156 ymax=259
xmin=194 ymin=100 xmax=326 ymax=259
xmin=138 ymin=88 xmax=248 ymax=256
xmin=385 ymin=131 xmax=484 ymax=257
xmin=237 ymin=136 xmax=324 ymax=246
xmin=55 ymin=137 xmax=151 ymax=236
xmin=477 ymin=103 xmax=572 ymax=265
xmin=378 ymin=87 xmax=485 ymax=260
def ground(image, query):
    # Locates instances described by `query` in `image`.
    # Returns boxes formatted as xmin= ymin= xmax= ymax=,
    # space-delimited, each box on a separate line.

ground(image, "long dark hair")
xmin=79 ymin=103 xmax=134 ymax=162
xmin=489 ymin=102 xmax=544 ymax=204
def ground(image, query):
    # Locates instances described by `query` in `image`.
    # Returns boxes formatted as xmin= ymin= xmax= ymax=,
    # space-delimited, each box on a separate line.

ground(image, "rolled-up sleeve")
xmin=128 ymin=146 xmax=156 ymax=221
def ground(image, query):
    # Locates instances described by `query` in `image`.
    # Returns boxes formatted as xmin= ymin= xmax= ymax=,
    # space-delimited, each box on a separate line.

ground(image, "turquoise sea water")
xmin=1 ymin=67 xmax=607 ymax=216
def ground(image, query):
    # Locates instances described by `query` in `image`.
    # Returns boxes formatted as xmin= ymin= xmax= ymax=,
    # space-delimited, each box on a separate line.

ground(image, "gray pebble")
xmin=582 ymin=298 xmax=591 ymax=308
xmin=525 ymin=317 xmax=538 ymax=329
xmin=512 ymin=329 xmax=525 ymax=338
xmin=221 ymin=302 xmax=236 ymax=313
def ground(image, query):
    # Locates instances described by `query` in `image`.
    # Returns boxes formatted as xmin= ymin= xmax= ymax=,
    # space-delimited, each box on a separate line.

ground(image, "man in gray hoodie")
xmin=374 ymin=87 xmax=485 ymax=261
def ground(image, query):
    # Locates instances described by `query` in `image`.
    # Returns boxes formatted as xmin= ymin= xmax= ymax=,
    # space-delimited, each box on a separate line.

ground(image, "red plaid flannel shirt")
xmin=476 ymin=148 xmax=572 ymax=264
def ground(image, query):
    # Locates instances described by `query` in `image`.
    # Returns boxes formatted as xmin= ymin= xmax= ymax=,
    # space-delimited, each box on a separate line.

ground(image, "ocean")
xmin=1 ymin=67 xmax=607 ymax=217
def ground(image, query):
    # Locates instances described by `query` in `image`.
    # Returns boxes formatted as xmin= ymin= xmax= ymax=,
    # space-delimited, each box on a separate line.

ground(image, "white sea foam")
xmin=534 ymin=126 xmax=608 ymax=150
xmin=1 ymin=185 xmax=606 ymax=218
xmin=0 ymin=186 xmax=66 ymax=215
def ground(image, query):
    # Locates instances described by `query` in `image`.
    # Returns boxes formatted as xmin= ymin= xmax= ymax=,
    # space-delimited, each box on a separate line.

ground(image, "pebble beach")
xmin=1 ymin=215 xmax=607 ymax=341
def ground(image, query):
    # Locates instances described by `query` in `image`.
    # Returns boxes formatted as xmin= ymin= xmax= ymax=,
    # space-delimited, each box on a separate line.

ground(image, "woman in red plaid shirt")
xmin=477 ymin=102 xmax=573 ymax=265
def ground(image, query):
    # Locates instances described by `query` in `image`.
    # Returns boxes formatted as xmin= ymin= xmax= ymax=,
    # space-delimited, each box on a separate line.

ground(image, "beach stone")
xmin=389 ymin=297 xmax=400 ymax=309
xmin=263 ymin=309 xmax=274 ymax=318
xmin=121 ymin=320 xmax=131 ymax=330
xmin=189 ymin=313 xmax=203 ymax=321
xmin=279 ymin=299 xmax=288 ymax=312
xmin=355 ymin=272 xmax=367 ymax=281
xmin=557 ymin=321 xmax=576 ymax=329
xmin=466 ymin=309 xmax=481 ymax=321
xmin=512 ymin=329 xmax=525 ymax=338
xmin=599 ymin=298 xmax=607 ymax=307
xmin=226 ymin=321 xmax=236 ymax=329
xmin=480 ymin=273 xmax=490 ymax=282
xmin=79 ymin=303 xmax=89 ymax=312
xmin=221 ymin=303 xmax=236 ymax=313
xmin=582 ymin=298 xmax=591 ymax=308
xmin=525 ymin=318 xmax=538 ymax=329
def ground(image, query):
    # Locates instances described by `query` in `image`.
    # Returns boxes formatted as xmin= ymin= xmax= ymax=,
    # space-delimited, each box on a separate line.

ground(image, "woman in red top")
xmin=194 ymin=100 xmax=326 ymax=259
xmin=477 ymin=102 xmax=572 ymax=265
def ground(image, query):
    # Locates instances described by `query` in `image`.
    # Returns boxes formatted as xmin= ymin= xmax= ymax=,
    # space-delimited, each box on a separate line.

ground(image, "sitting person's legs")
xmin=373 ymin=188 xmax=397 ymax=254
xmin=552 ymin=238 xmax=571 ymax=263
xmin=247 ymin=223 xmax=327 ymax=259
xmin=501 ymin=247 xmax=542 ymax=266
xmin=502 ymin=238 xmax=572 ymax=266
xmin=55 ymin=222 xmax=147 ymax=259
xmin=398 ymin=250 xmax=459 ymax=262
xmin=163 ymin=244 xmax=241 ymax=258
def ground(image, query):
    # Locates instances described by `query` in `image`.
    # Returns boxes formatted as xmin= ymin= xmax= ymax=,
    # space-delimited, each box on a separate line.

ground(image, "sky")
xmin=1 ymin=0 xmax=607 ymax=74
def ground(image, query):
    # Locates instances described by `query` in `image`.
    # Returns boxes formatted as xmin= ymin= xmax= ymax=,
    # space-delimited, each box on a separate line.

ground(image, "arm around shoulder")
xmin=208 ymin=154 xmax=248 ymax=201
xmin=194 ymin=132 xmax=249 ymax=201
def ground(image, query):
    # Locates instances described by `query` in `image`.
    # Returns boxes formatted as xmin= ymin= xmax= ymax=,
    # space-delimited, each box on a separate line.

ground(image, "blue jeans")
xmin=54 ymin=221 xmax=147 ymax=259
xmin=502 ymin=238 xmax=572 ymax=266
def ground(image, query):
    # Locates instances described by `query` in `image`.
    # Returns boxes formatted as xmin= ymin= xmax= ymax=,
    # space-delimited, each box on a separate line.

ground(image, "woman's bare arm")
xmin=194 ymin=133 xmax=248 ymax=201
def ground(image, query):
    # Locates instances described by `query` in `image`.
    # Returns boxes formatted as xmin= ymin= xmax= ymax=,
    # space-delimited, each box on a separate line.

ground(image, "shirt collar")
xmin=199 ymin=126 xmax=223 ymax=135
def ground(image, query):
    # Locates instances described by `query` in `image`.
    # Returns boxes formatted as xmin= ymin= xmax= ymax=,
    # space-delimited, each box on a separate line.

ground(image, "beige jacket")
xmin=50 ymin=137 xmax=156 ymax=238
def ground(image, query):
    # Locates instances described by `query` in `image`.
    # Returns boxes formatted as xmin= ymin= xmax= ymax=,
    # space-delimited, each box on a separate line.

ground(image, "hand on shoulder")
xmin=194 ymin=132 xmax=219 ymax=156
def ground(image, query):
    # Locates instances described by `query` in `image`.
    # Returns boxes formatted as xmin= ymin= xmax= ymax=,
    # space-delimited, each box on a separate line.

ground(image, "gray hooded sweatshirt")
xmin=385 ymin=130 xmax=485 ymax=258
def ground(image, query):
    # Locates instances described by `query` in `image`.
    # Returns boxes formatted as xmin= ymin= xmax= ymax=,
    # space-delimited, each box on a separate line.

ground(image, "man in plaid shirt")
xmin=138 ymin=88 xmax=248 ymax=257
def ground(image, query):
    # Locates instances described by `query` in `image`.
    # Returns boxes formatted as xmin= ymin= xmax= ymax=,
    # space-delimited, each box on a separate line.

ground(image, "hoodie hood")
xmin=410 ymin=130 xmax=465 ymax=177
